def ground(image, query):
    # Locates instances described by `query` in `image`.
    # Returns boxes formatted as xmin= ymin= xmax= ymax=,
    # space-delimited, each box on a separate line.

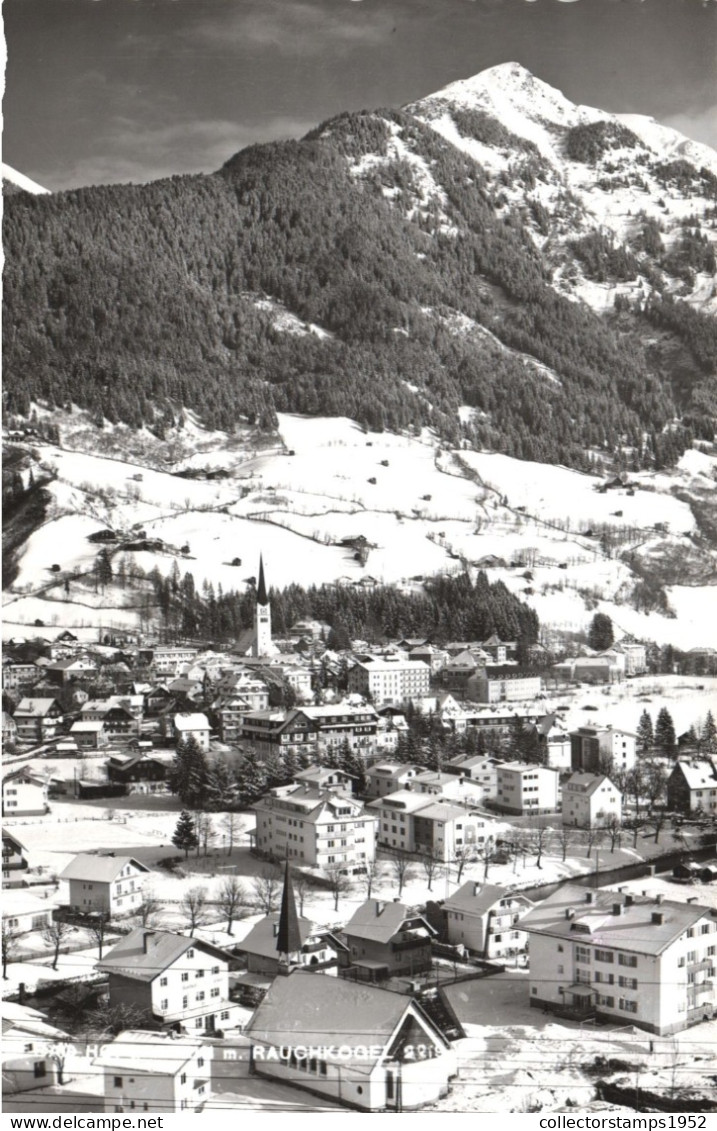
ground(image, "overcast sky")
xmin=3 ymin=0 xmax=716 ymax=192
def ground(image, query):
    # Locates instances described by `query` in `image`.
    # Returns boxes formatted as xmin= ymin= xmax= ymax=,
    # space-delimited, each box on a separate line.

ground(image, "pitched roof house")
xmin=97 ymin=928 xmax=241 ymax=1033
xmin=59 ymin=854 xmax=150 ymax=917
xmin=246 ymin=971 xmax=457 ymax=1110
xmin=442 ymin=882 xmax=534 ymax=958
xmin=341 ymin=899 xmax=435 ymax=980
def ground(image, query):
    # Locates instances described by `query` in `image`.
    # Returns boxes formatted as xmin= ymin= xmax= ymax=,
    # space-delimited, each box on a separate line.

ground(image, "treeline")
xmin=2 ymin=104 xmax=696 ymax=469
xmin=144 ymin=565 xmax=540 ymax=648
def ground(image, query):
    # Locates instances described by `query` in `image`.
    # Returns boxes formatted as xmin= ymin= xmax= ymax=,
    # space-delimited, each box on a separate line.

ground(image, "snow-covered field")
xmin=4 ymin=413 xmax=717 ymax=648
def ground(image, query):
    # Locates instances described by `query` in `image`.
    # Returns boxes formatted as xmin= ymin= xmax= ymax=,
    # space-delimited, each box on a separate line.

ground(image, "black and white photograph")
xmin=2 ymin=0 xmax=717 ymax=1116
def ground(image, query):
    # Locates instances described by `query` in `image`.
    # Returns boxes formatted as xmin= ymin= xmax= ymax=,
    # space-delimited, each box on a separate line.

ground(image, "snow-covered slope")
xmin=2 ymin=164 xmax=50 ymax=195
xmin=406 ymin=62 xmax=717 ymax=313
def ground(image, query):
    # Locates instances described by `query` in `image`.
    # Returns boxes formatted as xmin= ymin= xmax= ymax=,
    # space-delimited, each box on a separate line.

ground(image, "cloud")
xmin=45 ymin=115 xmax=315 ymax=192
xmin=187 ymin=0 xmax=396 ymax=57
xmin=663 ymin=105 xmax=717 ymax=152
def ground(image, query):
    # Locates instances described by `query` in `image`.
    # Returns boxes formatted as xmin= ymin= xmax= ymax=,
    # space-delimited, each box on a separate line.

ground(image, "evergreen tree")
xmin=636 ymin=710 xmax=654 ymax=754
xmin=588 ymin=612 xmax=614 ymax=651
xmin=167 ymin=735 xmax=209 ymax=808
xmin=235 ymin=749 xmax=269 ymax=807
xmin=204 ymin=757 xmax=238 ymax=811
xmin=702 ymin=711 xmax=717 ymax=757
xmin=172 ymin=811 xmax=198 ymax=858
xmin=655 ymin=707 xmax=677 ymax=756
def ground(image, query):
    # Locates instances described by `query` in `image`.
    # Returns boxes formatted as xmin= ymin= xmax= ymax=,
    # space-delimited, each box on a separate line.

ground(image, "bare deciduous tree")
xmin=324 ymin=862 xmax=351 ymax=912
xmin=217 ymin=875 xmax=246 ymax=936
xmin=421 ymin=849 xmax=444 ymax=893
xmin=87 ymin=912 xmax=111 ymax=960
xmin=360 ymin=859 xmax=381 ymax=900
xmin=220 ymin=812 xmax=242 ymax=856
xmin=135 ymin=888 xmax=163 ymax=929
xmin=252 ymin=866 xmax=281 ymax=914
xmin=390 ymin=851 xmax=413 ymax=897
xmin=181 ymin=885 xmax=208 ymax=937
xmin=42 ymin=918 xmax=73 ymax=971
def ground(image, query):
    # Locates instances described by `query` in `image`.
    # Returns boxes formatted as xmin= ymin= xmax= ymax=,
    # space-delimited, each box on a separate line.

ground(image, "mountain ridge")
xmin=3 ymin=64 xmax=716 ymax=470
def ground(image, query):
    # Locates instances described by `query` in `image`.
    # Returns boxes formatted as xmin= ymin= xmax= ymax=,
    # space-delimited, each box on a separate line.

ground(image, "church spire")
xmin=257 ymin=554 xmax=268 ymax=606
xmin=276 ymin=858 xmax=302 ymax=966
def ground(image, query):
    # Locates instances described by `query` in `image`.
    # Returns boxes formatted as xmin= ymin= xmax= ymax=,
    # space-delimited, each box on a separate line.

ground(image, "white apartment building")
xmin=369 ymin=790 xmax=494 ymax=862
xmin=495 ymin=762 xmax=560 ymax=815
xmin=570 ymin=726 xmax=637 ymax=774
xmin=443 ymin=882 xmax=534 ymax=958
xmin=522 ymin=885 xmax=717 ymax=1035
xmin=148 ymin=646 xmax=199 ymax=676
xmin=253 ymin=785 xmax=377 ymax=872
xmin=348 ymin=655 xmax=430 ymax=705
xmin=562 ymin=774 xmax=622 ymax=829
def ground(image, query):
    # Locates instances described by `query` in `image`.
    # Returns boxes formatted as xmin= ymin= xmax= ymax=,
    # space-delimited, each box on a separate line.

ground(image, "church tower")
xmin=252 ymin=554 xmax=272 ymax=657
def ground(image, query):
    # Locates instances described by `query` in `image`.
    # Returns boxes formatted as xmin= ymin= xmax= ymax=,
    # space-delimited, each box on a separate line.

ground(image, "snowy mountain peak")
xmin=2 ymin=164 xmax=50 ymax=195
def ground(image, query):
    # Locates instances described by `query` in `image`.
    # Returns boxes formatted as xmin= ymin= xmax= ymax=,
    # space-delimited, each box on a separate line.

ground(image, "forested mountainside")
xmin=4 ymin=65 xmax=716 ymax=471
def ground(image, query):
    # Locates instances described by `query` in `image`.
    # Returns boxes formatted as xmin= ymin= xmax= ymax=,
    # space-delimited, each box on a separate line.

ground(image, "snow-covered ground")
xmin=4 ymin=414 xmax=716 ymax=647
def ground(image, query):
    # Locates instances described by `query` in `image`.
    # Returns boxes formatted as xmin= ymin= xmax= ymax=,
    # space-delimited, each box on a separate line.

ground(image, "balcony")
xmin=688 ymin=959 xmax=714 ymax=974
xmin=391 ymin=935 xmax=431 ymax=953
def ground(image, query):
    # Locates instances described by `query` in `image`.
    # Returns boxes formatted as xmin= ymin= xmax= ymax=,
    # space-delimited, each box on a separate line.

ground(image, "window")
xmin=619 ymin=999 xmax=638 ymax=1014
xmin=160 ymin=977 xmax=168 ymax=986
xmin=181 ymin=972 xmax=189 ymax=982
xmin=198 ymin=1058 xmax=204 ymax=1068
xmin=33 ymin=1062 xmax=47 ymax=1079
xmin=618 ymin=976 xmax=638 ymax=990
xmin=211 ymin=988 xmax=220 ymax=998
xmin=212 ymin=965 xmax=220 ymax=975
xmin=181 ymin=1074 xmax=187 ymax=1085
xmin=187 ymin=949 xmax=194 ymax=958
xmin=595 ymin=949 xmax=614 ymax=963
xmin=221 ymin=1010 xmax=230 ymax=1020
xmin=197 ymin=969 xmax=205 ymax=978
xmin=575 ymin=946 xmax=591 ymax=963
xmin=113 ymin=1076 xmax=123 ymax=1088
xmin=196 ymin=991 xmax=205 ymax=1002
xmin=618 ymin=954 xmax=637 ymax=968
xmin=160 ymin=999 xmax=168 ymax=1010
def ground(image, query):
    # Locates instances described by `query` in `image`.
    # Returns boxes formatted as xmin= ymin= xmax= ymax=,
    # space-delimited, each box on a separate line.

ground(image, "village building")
xmin=12 ymin=697 xmax=63 ymax=744
xmin=69 ymin=719 xmax=109 ymax=751
xmin=44 ymin=657 xmax=98 ymax=685
xmin=239 ymin=863 xmax=347 ymax=977
xmin=253 ymin=785 xmax=377 ymax=871
xmin=365 ymin=763 xmax=423 ymax=800
xmin=369 ymin=791 xmax=493 ymax=861
xmin=172 ymin=712 xmax=211 ymax=752
xmin=293 ymin=765 xmax=354 ymax=794
xmin=3 ymin=889 xmax=60 ymax=936
xmin=2 ymin=769 xmax=49 ymax=817
xmin=521 ymin=884 xmax=717 ymax=1034
xmin=97 ymin=929 xmax=240 ymax=1033
xmin=494 ymin=763 xmax=560 ymax=815
xmin=2 ymin=828 xmax=29 ymax=887
xmin=140 ymin=646 xmax=199 ymax=677
xmin=534 ymin=713 xmax=572 ymax=770
xmin=106 ymin=753 xmax=168 ymax=792
xmin=667 ymin=759 xmax=717 ymax=815
xmin=467 ymin=669 xmax=542 ymax=704
xmin=93 ymin=1031 xmax=212 ymax=1113
xmin=246 ymin=971 xmax=457 ymax=1110
xmin=443 ymin=882 xmax=534 ymax=958
xmin=342 ymin=899 xmax=435 ymax=979
xmin=444 ymin=755 xmax=499 ymax=800
xmin=59 ymin=854 xmax=150 ymax=917
xmin=562 ymin=773 xmax=622 ymax=829
xmin=348 ymin=655 xmax=431 ymax=706
xmin=570 ymin=725 xmax=637 ymax=775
